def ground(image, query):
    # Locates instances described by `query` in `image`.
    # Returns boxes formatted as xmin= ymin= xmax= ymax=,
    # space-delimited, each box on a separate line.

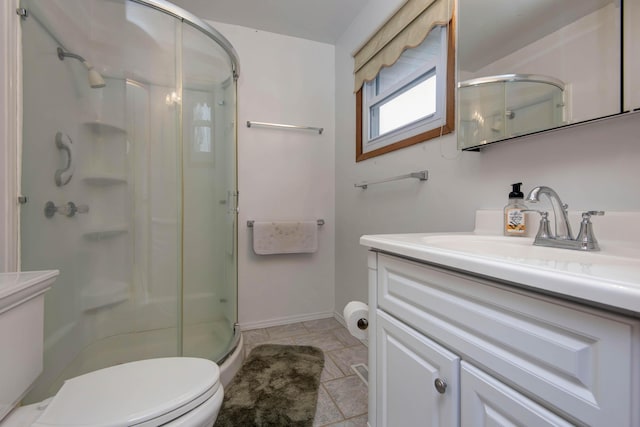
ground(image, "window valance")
xmin=353 ymin=0 xmax=452 ymax=92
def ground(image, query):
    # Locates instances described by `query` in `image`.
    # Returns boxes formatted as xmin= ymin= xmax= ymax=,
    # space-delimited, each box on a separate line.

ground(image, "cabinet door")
xmin=461 ymin=361 xmax=573 ymax=427
xmin=376 ymin=310 xmax=460 ymax=427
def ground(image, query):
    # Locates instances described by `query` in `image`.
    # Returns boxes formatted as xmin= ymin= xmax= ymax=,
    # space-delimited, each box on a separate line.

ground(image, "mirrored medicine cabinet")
xmin=457 ymin=0 xmax=639 ymax=150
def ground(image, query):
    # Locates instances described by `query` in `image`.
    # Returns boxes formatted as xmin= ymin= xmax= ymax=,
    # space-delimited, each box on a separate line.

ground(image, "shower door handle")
xmin=55 ymin=132 xmax=75 ymax=186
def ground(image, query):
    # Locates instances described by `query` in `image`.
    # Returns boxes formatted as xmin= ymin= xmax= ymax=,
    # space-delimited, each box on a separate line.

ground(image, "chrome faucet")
xmin=525 ymin=186 xmax=604 ymax=251
xmin=526 ymin=186 xmax=573 ymax=240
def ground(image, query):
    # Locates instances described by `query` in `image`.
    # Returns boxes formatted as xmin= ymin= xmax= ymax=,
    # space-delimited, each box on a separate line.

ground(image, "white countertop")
xmin=361 ymin=211 xmax=640 ymax=315
xmin=0 ymin=270 xmax=59 ymax=311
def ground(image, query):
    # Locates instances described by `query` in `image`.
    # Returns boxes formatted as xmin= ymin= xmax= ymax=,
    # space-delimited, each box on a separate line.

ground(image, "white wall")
xmin=334 ymin=0 xmax=640 ymax=314
xmin=211 ymin=22 xmax=337 ymax=329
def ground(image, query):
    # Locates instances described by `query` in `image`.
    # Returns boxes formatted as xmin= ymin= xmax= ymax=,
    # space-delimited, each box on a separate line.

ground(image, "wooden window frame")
xmin=356 ymin=18 xmax=456 ymax=162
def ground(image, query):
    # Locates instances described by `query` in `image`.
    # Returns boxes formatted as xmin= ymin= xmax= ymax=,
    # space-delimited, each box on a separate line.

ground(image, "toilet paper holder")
xmin=344 ymin=301 xmax=369 ymax=340
xmin=357 ymin=318 xmax=368 ymax=330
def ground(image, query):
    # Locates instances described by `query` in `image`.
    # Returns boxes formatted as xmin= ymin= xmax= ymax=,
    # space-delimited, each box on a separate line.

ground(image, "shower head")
xmin=57 ymin=47 xmax=106 ymax=89
xmin=87 ymin=68 xmax=106 ymax=89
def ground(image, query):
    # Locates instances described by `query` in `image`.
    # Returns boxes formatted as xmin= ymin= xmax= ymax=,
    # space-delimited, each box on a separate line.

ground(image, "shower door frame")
xmin=1 ymin=0 xmax=23 ymax=273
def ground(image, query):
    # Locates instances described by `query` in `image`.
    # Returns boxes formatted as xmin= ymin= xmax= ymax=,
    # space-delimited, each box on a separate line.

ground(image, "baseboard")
xmin=239 ymin=311 xmax=335 ymax=331
xmin=333 ymin=310 xmax=347 ymax=327
xmin=239 ymin=311 xmax=369 ymax=347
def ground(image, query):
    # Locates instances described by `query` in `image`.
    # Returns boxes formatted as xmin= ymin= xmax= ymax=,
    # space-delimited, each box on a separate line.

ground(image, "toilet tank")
xmin=0 ymin=271 xmax=58 ymax=420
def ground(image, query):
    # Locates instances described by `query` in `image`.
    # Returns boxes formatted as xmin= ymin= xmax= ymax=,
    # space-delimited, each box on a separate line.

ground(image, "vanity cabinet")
xmin=367 ymin=252 xmax=640 ymax=427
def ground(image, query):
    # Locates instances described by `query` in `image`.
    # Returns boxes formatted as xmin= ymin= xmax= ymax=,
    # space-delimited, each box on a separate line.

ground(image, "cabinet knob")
xmin=434 ymin=378 xmax=447 ymax=394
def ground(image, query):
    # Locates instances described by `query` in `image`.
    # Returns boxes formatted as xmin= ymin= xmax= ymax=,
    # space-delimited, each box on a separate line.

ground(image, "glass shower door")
xmin=20 ymin=0 xmax=183 ymax=401
xmin=181 ymin=23 xmax=238 ymax=361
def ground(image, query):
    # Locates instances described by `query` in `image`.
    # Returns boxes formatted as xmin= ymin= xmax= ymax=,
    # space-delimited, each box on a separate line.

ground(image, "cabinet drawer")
xmin=377 ymin=253 xmax=639 ymax=426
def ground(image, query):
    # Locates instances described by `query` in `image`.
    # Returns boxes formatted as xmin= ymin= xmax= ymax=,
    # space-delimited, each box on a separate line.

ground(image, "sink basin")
xmin=419 ymin=234 xmax=640 ymax=264
xmin=420 ymin=234 xmax=535 ymax=257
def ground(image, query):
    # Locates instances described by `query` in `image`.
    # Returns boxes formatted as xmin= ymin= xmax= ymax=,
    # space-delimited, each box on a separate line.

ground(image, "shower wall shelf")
xmin=82 ymin=174 xmax=127 ymax=186
xmin=83 ymin=224 xmax=128 ymax=240
xmin=81 ymin=278 xmax=129 ymax=311
xmin=84 ymin=121 xmax=127 ymax=134
xmin=246 ymin=120 xmax=324 ymax=134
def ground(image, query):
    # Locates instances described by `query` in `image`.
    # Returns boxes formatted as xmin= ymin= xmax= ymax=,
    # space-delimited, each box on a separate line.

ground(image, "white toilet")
xmin=0 ymin=271 xmax=224 ymax=426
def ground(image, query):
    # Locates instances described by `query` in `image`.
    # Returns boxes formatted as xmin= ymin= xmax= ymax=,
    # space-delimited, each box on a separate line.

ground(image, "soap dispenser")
xmin=504 ymin=183 xmax=527 ymax=236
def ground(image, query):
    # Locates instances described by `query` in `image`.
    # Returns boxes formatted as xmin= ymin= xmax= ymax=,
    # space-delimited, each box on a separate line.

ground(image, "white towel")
xmin=252 ymin=221 xmax=318 ymax=255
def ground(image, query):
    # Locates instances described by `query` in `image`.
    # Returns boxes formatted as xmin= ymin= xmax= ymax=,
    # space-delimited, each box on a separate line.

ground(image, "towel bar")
xmin=246 ymin=121 xmax=324 ymax=135
xmin=247 ymin=219 xmax=325 ymax=228
xmin=354 ymin=170 xmax=428 ymax=189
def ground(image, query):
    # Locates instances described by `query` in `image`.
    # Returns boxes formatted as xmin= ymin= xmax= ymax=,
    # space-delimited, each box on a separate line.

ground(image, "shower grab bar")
xmin=247 ymin=219 xmax=325 ymax=227
xmin=55 ymin=132 xmax=75 ymax=186
xmin=354 ymin=170 xmax=429 ymax=189
xmin=246 ymin=121 xmax=324 ymax=135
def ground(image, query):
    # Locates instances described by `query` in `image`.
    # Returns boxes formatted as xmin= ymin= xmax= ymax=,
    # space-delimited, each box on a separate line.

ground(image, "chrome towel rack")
xmin=247 ymin=219 xmax=325 ymax=227
xmin=355 ymin=170 xmax=428 ymax=189
xmin=246 ymin=121 xmax=324 ymax=135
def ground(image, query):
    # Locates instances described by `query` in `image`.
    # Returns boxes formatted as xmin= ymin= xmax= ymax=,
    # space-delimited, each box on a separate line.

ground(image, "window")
xmin=193 ymin=102 xmax=212 ymax=153
xmin=352 ymin=0 xmax=455 ymax=162
xmin=189 ymin=98 xmax=214 ymax=164
xmin=356 ymin=23 xmax=455 ymax=161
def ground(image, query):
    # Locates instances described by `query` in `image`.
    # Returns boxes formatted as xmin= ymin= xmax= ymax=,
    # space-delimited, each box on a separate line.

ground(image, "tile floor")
xmin=242 ymin=317 xmax=369 ymax=427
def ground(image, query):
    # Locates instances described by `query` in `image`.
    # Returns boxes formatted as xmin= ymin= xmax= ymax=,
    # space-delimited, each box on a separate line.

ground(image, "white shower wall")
xmin=210 ymin=22 xmax=337 ymax=329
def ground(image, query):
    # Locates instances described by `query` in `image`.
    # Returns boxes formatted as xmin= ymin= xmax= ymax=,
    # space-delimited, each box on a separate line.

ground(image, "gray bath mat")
xmin=214 ymin=344 xmax=325 ymax=427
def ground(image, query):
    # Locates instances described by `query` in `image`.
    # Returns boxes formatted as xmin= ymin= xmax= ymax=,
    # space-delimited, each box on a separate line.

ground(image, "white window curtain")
xmin=353 ymin=0 xmax=453 ymax=92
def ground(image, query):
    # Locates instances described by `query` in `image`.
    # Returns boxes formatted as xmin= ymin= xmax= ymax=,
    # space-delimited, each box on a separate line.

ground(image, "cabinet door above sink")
xmin=456 ymin=0 xmax=634 ymax=150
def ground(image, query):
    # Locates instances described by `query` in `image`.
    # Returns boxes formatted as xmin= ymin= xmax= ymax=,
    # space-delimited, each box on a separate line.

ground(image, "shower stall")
xmin=18 ymin=0 xmax=240 ymax=402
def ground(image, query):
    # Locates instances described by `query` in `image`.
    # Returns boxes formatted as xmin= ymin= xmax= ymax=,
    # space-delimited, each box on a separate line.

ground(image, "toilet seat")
xmin=31 ymin=358 xmax=221 ymax=427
